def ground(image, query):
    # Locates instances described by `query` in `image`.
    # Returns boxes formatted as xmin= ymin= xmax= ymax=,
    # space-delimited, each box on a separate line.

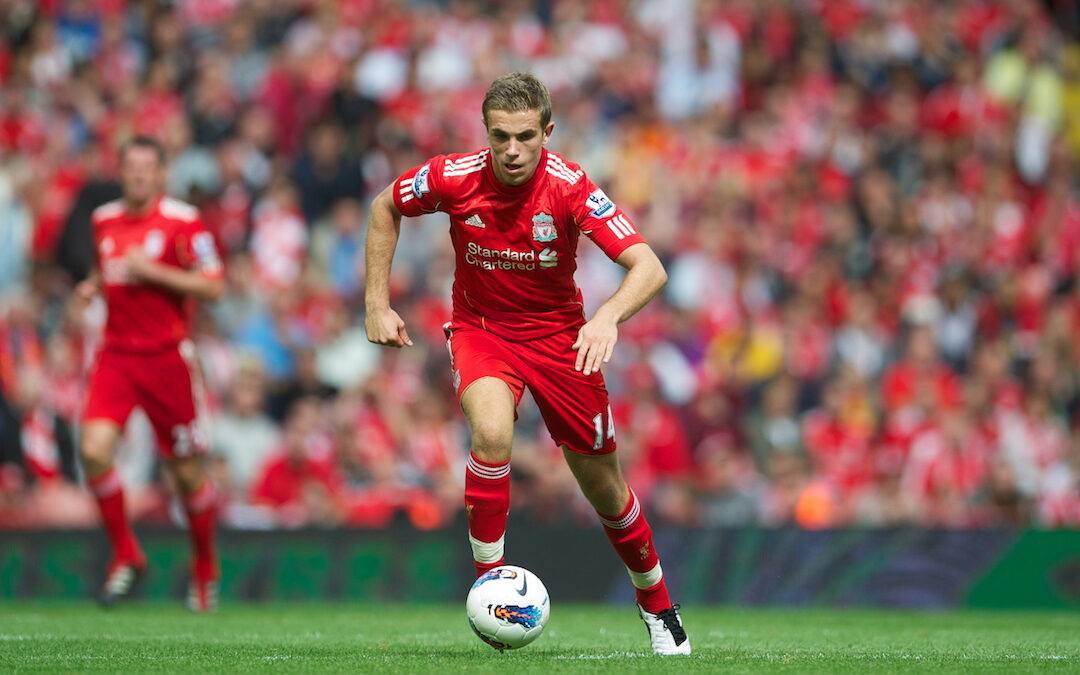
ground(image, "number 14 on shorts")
xmin=592 ymin=405 xmax=615 ymax=450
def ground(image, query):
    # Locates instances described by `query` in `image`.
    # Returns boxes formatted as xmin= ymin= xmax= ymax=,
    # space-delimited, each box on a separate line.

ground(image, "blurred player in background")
xmin=365 ymin=73 xmax=689 ymax=655
xmin=77 ymin=137 xmax=225 ymax=611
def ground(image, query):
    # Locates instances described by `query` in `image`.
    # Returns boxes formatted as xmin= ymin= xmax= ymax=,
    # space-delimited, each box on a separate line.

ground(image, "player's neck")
xmin=124 ymin=194 xmax=159 ymax=217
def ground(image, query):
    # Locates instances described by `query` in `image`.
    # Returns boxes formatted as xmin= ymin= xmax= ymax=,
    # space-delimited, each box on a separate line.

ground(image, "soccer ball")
xmin=466 ymin=565 xmax=550 ymax=651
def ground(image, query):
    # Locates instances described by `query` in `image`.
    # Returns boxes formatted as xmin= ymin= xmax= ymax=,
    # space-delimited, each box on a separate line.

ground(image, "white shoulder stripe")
xmin=446 ymin=150 xmax=488 ymax=167
xmin=399 ymin=178 xmax=413 ymax=187
xmin=444 ymin=163 xmax=486 ymax=177
xmin=91 ymin=199 xmax=125 ymax=221
xmin=445 ymin=157 xmax=485 ymax=172
xmin=400 ymin=193 xmax=415 ymax=203
xmin=545 ymin=165 xmax=581 ymax=185
xmin=555 ymin=165 xmax=583 ymax=184
xmin=607 ymin=221 xmax=626 ymax=239
xmin=159 ymin=197 xmax=200 ymax=222
xmin=547 ymin=154 xmax=584 ymax=178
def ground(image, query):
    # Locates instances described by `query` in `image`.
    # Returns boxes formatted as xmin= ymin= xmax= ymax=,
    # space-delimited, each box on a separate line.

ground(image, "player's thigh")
xmin=461 ymin=376 xmax=518 ymax=459
xmin=136 ymin=343 xmax=209 ymax=459
xmin=82 ymin=350 xmax=138 ymax=431
xmin=81 ymin=351 xmax=138 ymax=469
xmin=447 ymin=327 xmax=524 ymax=459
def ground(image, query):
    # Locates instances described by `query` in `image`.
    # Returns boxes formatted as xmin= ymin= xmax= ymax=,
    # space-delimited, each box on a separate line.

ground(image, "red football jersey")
xmin=392 ymin=148 xmax=646 ymax=341
xmin=91 ymin=196 xmax=223 ymax=353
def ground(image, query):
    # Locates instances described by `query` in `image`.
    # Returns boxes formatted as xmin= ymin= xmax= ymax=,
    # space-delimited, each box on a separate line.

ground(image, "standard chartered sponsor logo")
xmin=539 ymin=247 xmax=558 ymax=268
xmin=465 ymin=241 xmax=544 ymax=271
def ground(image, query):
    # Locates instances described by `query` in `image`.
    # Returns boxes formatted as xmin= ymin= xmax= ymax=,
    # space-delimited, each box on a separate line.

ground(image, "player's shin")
xmin=464 ymin=451 xmax=510 ymax=577
xmin=596 ymin=486 xmax=672 ymax=614
xmin=182 ymin=478 xmax=219 ymax=583
xmin=88 ymin=467 xmax=143 ymax=564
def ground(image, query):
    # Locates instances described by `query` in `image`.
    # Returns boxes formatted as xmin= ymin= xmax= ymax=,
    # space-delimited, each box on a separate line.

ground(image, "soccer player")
xmin=78 ymin=137 xmax=224 ymax=611
xmin=365 ymin=73 xmax=690 ymax=655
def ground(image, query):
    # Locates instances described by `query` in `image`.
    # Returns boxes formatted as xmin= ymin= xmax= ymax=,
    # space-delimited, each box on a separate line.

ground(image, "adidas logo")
xmin=465 ymin=214 xmax=485 ymax=229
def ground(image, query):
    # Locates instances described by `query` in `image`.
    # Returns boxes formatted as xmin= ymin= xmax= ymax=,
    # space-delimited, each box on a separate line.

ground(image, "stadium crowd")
xmin=3 ymin=0 xmax=1080 ymax=531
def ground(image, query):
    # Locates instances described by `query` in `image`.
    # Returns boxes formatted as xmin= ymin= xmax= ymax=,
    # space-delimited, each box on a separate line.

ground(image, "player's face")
xmin=120 ymin=145 xmax=165 ymax=209
xmin=486 ymin=109 xmax=553 ymax=187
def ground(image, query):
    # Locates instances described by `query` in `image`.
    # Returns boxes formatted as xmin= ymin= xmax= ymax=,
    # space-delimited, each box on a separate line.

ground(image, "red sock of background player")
xmin=464 ymin=451 xmax=510 ymax=577
xmin=88 ymin=467 xmax=143 ymax=565
xmin=597 ymin=487 xmax=672 ymax=614
xmin=183 ymin=479 xmax=218 ymax=582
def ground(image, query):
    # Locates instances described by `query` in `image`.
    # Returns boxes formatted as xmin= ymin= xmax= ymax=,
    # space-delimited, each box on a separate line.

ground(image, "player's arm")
xmin=126 ymin=248 xmax=224 ymax=301
xmin=364 ymin=183 xmax=413 ymax=347
xmin=573 ymin=242 xmax=667 ymax=376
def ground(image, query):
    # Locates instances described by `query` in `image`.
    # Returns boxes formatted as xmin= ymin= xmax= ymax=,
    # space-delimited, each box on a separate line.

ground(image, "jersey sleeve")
xmin=392 ymin=155 xmax=447 ymax=216
xmin=572 ymin=177 xmax=646 ymax=261
xmin=177 ymin=217 xmax=224 ymax=280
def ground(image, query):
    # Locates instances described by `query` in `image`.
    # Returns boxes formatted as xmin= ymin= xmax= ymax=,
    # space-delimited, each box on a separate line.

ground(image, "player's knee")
xmin=470 ymin=419 xmax=513 ymax=460
xmin=79 ymin=428 xmax=115 ymax=476
xmin=169 ymin=457 xmax=206 ymax=494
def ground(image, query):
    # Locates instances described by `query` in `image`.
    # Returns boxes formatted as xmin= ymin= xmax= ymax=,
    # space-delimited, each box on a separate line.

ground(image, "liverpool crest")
xmin=532 ymin=212 xmax=556 ymax=242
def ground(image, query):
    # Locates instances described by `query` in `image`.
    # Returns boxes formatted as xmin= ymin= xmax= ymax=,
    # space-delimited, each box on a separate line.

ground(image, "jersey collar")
xmin=124 ymin=195 xmax=162 ymax=220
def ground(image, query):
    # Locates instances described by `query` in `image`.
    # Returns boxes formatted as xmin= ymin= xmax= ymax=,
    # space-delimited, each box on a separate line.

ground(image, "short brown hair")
xmin=482 ymin=72 xmax=552 ymax=128
xmin=119 ymin=135 xmax=166 ymax=164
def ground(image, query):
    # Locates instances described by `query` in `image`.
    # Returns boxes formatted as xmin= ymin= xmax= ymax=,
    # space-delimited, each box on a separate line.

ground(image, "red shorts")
xmin=82 ymin=340 xmax=209 ymax=459
xmin=445 ymin=324 xmax=616 ymax=455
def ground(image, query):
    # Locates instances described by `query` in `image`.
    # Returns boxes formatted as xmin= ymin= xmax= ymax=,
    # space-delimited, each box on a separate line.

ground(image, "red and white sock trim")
xmin=184 ymin=480 xmax=216 ymax=514
xmin=598 ymin=489 xmax=641 ymax=530
xmin=467 ymin=452 xmax=510 ymax=483
xmin=469 ymin=534 xmax=505 ymax=564
xmin=628 ymin=561 xmax=664 ymax=590
xmin=89 ymin=468 xmax=123 ymax=498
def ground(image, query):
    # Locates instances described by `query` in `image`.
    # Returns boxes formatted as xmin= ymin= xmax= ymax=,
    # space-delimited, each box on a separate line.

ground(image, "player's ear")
xmin=542 ymin=121 xmax=554 ymax=145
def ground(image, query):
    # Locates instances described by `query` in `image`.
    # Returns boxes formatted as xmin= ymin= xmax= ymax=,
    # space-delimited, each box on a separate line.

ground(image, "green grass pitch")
xmin=2 ymin=603 xmax=1080 ymax=673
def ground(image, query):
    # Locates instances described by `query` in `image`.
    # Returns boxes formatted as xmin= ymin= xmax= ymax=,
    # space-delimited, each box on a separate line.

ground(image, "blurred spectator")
xmin=267 ymin=344 xmax=338 ymax=423
xmin=309 ymin=197 xmax=365 ymax=302
xmin=291 ymin=121 xmax=364 ymax=225
xmin=250 ymin=396 xmax=343 ymax=529
xmin=313 ymin=299 xmax=379 ymax=391
xmin=210 ymin=358 xmax=279 ymax=499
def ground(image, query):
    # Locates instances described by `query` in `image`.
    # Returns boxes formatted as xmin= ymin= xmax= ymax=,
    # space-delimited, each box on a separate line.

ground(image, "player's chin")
xmin=502 ymin=164 xmax=527 ymax=183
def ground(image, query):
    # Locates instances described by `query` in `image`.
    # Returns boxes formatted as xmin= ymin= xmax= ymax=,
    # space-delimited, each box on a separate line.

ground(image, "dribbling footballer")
xmin=365 ymin=72 xmax=690 ymax=655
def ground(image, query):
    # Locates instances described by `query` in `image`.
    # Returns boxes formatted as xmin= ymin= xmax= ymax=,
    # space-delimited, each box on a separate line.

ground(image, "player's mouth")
xmin=503 ymin=162 xmax=523 ymax=174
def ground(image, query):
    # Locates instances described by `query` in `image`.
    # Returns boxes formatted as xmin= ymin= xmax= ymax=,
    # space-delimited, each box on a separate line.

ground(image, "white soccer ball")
xmin=466 ymin=565 xmax=550 ymax=651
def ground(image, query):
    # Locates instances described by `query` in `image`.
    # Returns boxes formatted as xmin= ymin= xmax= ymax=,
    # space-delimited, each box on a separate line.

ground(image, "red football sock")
xmin=464 ymin=451 xmax=510 ymax=578
xmin=88 ymin=467 xmax=142 ymax=564
xmin=183 ymin=479 xmax=218 ymax=582
xmin=597 ymin=487 xmax=672 ymax=614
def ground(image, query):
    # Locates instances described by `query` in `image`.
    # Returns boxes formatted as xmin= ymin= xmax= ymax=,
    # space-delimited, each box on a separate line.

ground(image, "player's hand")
xmin=124 ymin=247 xmax=156 ymax=281
xmin=365 ymin=307 xmax=413 ymax=347
xmin=74 ymin=278 xmax=99 ymax=303
xmin=573 ymin=314 xmax=617 ymax=376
